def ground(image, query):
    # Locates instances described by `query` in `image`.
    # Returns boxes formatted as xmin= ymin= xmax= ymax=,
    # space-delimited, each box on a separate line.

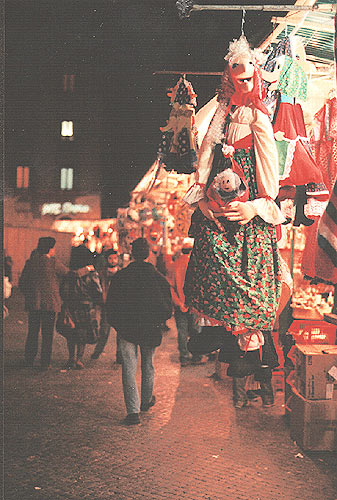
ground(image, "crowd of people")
xmin=13 ymin=223 xmax=280 ymax=426
xmin=15 ymin=235 xmax=215 ymax=425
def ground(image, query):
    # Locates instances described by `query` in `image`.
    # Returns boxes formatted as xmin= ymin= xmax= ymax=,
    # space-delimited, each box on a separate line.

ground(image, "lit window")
xmin=16 ymin=166 xmax=30 ymax=188
xmin=60 ymin=168 xmax=73 ymax=190
xmin=63 ymin=74 xmax=75 ymax=92
xmin=61 ymin=121 xmax=74 ymax=137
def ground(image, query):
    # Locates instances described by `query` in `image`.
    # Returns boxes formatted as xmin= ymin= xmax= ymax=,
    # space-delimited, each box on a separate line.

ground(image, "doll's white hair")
xmin=224 ymin=35 xmax=267 ymax=65
xmin=212 ymin=169 xmax=241 ymax=193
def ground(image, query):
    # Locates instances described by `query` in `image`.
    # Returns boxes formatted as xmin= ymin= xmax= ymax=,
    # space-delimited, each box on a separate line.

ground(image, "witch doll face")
xmin=229 ymin=54 xmax=255 ymax=94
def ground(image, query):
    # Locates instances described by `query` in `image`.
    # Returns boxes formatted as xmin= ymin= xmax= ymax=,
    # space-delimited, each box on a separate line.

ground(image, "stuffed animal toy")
xmin=206 ymin=168 xmax=248 ymax=212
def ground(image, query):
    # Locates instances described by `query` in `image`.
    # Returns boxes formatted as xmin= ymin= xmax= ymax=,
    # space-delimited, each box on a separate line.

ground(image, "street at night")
xmin=4 ymin=291 xmax=337 ymax=500
xmin=4 ymin=1 xmax=337 ymax=498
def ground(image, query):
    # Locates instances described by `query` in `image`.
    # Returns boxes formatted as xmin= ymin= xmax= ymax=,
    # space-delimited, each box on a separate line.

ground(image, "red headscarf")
xmin=219 ymin=63 xmax=268 ymax=117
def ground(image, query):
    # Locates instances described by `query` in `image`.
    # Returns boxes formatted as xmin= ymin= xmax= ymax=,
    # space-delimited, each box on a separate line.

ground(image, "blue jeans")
xmin=119 ymin=337 xmax=155 ymax=415
xmin=174 ymin=307 xmax=201 ymax=362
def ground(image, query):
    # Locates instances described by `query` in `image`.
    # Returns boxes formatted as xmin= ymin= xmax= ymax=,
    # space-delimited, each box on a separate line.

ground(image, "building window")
xmin=16 ymin=166 xmax=29 ymax=189
xmin=60 ymin=168 xmax=73 ymax=190
xmin=61 ymin=120 xmax=74 ymax=138
xmin=63 ymin=74 xmax=75 ymax=92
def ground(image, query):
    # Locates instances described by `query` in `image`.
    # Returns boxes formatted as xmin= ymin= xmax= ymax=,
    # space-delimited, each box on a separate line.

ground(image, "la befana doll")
xmin=183 ymin=36 xmax=285 ymax=408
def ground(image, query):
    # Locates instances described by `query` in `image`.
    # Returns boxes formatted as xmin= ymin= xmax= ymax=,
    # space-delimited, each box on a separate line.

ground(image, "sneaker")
xmin=234 ymin=400 xmax=249 ymax=409
xmin=140 ymin=395 xmax=156 ymax=412
xmin=123 ymin=413 xmax=140 ymax=425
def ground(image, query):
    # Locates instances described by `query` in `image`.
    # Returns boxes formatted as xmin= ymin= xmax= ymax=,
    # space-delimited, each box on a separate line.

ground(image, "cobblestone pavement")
xmin=4 ymin=291 xmax=337 ymax=500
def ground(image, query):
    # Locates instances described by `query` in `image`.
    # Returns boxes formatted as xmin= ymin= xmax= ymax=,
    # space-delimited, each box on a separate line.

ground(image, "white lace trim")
xmin=182 ymin=183 xmax=205 ymax=205
xmin=203 ymin=101 xmax=228 ymax=147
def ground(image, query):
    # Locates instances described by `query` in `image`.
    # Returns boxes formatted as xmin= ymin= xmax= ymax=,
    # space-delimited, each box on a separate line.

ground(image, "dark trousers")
xmin=92 ymin=309 xmax=121 ymax=360
xmin=233 ymin=376 xmax=274 ymax=405
xmin=25 ymin=310 xmax=56 ymax=368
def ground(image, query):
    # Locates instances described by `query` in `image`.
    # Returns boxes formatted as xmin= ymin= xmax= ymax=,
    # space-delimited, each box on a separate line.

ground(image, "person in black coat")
xmin=106 ymin=238 xmax=172 ymax=425
xmin=60 ymin=245 xmax=103 ymax=370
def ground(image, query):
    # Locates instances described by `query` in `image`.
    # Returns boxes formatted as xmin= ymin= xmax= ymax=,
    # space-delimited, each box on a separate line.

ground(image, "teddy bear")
xmin=206 ymin=168 xmax=248 ymax=212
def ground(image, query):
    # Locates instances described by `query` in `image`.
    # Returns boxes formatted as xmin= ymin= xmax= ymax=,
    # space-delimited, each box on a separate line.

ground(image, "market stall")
xmin=116 ymin=76 xmax=200 ymax=259
xmin=259 ymin=0 xmax=337 ymax=451
xmin=52 ymin=218 xmax=119 ymax=254
xmin=173 ymin=0 xmax=337 ymax=449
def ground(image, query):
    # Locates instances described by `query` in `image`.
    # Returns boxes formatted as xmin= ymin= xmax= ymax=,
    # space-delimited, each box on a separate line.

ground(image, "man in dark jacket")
xmin=19 ymin=237 xmax=68 ymax=370
xmin=106 ymin=238 xmax=172 ymax=425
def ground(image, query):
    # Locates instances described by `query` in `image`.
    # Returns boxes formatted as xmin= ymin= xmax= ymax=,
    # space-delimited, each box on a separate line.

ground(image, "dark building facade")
xmin=5 ymin=67 xmax=104 ymax=224
xmin=4 ymin=1 xmax=111 ymax=225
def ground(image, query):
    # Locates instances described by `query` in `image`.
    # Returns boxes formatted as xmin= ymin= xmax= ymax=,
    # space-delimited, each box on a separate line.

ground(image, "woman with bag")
xmin=59 ymin=245 xmax=103 ymax=370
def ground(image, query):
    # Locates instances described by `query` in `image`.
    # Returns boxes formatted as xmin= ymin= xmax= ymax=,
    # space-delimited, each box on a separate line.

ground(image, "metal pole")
xmin=191 ymin=4 xmax=336 ymax=12
xmin=153 ymin=70 xmax=223 ymax=76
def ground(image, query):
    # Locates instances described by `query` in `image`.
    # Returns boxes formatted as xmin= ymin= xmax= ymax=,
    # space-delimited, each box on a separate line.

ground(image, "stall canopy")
xmin=259 ymin=0 xmax=336 ymax=66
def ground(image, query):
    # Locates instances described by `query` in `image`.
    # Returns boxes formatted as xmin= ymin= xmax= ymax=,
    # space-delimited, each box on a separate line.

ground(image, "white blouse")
xmin=183 ymin=103 xmax=285 ymax=225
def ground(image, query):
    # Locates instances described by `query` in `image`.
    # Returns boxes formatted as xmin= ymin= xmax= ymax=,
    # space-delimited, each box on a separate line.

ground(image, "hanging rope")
xmin=241 ymin=8 xmax=246 ymax=36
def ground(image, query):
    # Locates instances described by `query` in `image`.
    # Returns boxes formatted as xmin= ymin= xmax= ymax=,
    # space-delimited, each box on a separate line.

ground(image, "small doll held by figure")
xmin=206 ymin=168 xmax=248 ymax=212
xmin=206 ymin=165 xmax=248 ymax=239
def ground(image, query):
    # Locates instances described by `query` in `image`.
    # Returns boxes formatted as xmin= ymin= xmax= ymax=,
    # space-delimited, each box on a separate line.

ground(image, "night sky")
xmin=6 ymin=0 xmax=284 ymax=216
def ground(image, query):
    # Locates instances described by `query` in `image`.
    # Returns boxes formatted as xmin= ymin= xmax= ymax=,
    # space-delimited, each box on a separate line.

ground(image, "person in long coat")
xmin=19 ymin=237 xmax=68 ymax=370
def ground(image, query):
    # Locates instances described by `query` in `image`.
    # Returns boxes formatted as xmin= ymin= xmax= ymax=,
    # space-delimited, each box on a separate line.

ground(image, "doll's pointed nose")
xmin=231 ymin=60 xmax=254 ymax=79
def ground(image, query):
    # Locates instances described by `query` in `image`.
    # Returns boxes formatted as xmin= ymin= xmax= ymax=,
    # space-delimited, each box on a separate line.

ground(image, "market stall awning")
xmin=259 ymin=0 xmax=336 ymax=66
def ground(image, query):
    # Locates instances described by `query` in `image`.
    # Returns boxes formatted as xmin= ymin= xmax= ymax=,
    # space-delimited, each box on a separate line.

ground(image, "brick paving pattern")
xmin=4 ymin=291 xmax=337 ymax=500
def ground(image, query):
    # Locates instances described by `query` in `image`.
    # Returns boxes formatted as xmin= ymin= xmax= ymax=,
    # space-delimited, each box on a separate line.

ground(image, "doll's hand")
xmin=198 ymin=199 xmax=225 ymax=231
xmin=218 ymin=201 xmax=256 ymax=225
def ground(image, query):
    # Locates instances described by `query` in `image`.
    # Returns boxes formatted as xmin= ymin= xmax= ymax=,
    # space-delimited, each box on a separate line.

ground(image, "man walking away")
xmin=19 ymin=237 xmax=68 ymax=370
xmin=106 ymin=238 xmax=172 ymax=425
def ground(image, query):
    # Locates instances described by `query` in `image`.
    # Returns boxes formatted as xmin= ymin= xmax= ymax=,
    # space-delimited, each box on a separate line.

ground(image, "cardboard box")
xmin=294 ymin=344 xmax=337 ymax=400
xmin=289 ymin=385 xmax=337 ymax=451
xmin=288 ymin=319 xmax=337 ymax=345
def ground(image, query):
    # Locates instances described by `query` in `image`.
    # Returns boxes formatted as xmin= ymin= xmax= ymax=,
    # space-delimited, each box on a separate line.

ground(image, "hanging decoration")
xmin=157 ymin=76 xmax=198 ymax=174
xmin=311 ymin=95 xmax=337 ymax=194
xmin=262 ymin=36 xmax=329 ymax=226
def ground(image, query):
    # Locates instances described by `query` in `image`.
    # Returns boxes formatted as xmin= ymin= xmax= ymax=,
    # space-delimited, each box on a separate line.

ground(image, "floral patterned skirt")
xmin=185 ymin=212 xmax=281 ymax=331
